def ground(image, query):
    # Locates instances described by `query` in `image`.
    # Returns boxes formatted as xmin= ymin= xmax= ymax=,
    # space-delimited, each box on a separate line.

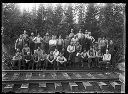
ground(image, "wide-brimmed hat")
xmin=31 ymin=32 xmax=34 ymax=35
xmin=46 ymin=33 xmax=49 ymax=35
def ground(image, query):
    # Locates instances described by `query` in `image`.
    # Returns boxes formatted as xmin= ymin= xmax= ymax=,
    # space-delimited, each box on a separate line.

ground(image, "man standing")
xmin=43 ymin=33 xmax=51 ymax=54
xmin=49 ymin=35 xmax=57 ymax=52
xmin=21 ymin=30 xmax=29 ymax=46
xmin=29 ymin=32 xmax=35 ymax=55
xmin=99 ymin=37 xmax=108 ymax=55
xmin=33 ymin=33 xmax=43 ymax=50
xmin=76 ymin=29 xmax=84 ymax=45
xmin=15 ymin=35 xmax=24 ymax=52
xmin=57 ymin=35 xmax=64 ymax=52
xmin=69 ymin=29 xmax=74 ymax=40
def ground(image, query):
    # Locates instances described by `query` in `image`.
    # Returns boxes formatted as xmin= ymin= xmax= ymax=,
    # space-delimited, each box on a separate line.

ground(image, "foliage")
xmin=2 ymin=3 xmax=125 ymax=64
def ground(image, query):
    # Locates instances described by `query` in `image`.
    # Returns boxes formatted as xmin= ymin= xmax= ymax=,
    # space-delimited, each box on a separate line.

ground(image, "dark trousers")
xmin=57 ymin=62 xmax=66 ymax=70
xmin=46 ymin=60 xmax=55 ymax=70
xmin=16 ymin=45 xmax=23 ymax=52
xmin=57 ymin=45 xmax=63 ymax=52
xmin=82 ymin=57 xmax=88 ymax=68
xmin=40 ymin=60 xmax=46 ymax=69
xmin=88 ymin=57 xmax=96 ymax=68
xmin=13 ymin=60 xmax=19 ymax=70
xmin=35 ymin=43 xmax=41 ymax=50
xmin=28 ymin=60 xmax=33 ymax=70
xmin=101 ymin=46 xmax=107 ymax=55
xmin=68 ymin=52 xmax=75 ymax=69
xmin=30 ymin=42 xmax=35 ymax=55
xmin=44 ymin=42 xmax=49 ymax=54
xmin=49 ymin=45 xmax=56 ymax=52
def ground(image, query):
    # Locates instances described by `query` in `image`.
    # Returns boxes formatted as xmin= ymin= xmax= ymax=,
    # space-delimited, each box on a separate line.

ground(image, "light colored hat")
xmin=46 ymin=33 xmax=49 ymax=35
xmin=31 ymin=32 xmax=34 ymax=35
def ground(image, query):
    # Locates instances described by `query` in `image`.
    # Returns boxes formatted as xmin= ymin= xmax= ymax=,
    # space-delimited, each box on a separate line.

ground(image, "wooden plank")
xmin=39 ymin=73 xmax=45 ymax=79
xmin=86 ymin=73 xmax=95 ymax=79
xmin=12 ymin=73 xmax=20 ymax=80
xmin=69 ymin=82 xmax=78 ymax=91
xmin=51 ymin=73 xmax=57 ymax=79
xmin=4 ymin=84 xmax=14 ymax=89
xmin=62 ymin=73 xmax=71 ymax=79
xmin=82 ymin=82 xmax=93 ymax=91
xmin=73 ymin=73 xmax=82 ymax=79
xmin=55 ymin=82 xmax=62 ymax=91
xmin=20 ymin=83 xmax=29 ymax=93
xmin=20 ymin=83 xmax=29 ymax=89
xmin=25 ymin=73 xmax=32 ymax=80
xmin=110 ymin=82 xmax=121 ymax=92
xmin=98 ymin=82 xmax=109 ymax=91
xmin=4 ymin=84 xmax=14 ymax=93
xmin=39 ymin=82 xmax=46 ymax=87
xmin=2 ymin=73 xmax=7 ymax=78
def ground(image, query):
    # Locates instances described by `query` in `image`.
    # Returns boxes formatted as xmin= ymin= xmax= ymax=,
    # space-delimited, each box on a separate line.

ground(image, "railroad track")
xmin=2 ymin=70 xmax=122 ymax=93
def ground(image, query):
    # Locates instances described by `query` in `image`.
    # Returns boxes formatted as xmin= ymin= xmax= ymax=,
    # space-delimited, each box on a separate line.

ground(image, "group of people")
xmin=12 ymin=29 xmax=113 ymax=70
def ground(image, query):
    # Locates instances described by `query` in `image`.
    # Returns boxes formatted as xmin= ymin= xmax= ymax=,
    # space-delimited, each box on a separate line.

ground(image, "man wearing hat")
xmin=15 ymin=35 xmax=24 ymax=52
xmin=43 ymin=33 xmax=51 ymax=54
xmin=29 ymin=32 xmax=35 ymax=55
xmin=33 ymin=33 xmax=43 ymax=50
xmin=69 ymin=29 xmax=74 ymax=40
xmin=21 ymin=30 xmax=29 ymax=46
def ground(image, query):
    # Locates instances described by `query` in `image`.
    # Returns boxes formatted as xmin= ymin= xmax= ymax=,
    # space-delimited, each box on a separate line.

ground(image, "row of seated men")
xmin=12 ymin=44 xmax=111 ymax=70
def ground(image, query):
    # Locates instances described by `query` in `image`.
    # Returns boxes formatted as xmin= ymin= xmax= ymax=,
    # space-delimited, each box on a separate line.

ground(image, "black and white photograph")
xmin=2 ymin=3 xmax=125 ymax=93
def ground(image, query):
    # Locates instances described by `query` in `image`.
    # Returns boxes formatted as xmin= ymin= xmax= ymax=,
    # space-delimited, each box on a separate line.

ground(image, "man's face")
xmin=37 ymin=34 xmax=40 ymax=37
xmin=20 ymin=35 xmax=22 ymax=38
xmin=31 ymin=33 xmax=34 ymax=36
xmin=24 ymin=30 xmax=26 ymax=34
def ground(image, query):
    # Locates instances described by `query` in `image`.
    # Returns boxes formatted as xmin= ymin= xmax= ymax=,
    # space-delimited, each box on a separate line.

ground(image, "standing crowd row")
xmin=12 ymin=29 xmax=114 ymax=70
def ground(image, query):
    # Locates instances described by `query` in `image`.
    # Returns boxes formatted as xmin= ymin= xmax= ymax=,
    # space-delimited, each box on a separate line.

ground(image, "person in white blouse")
xmin=33 ymin=33 xmax=43 ymax=50
xmin=49 ymin=35 xmax=57 ymax=52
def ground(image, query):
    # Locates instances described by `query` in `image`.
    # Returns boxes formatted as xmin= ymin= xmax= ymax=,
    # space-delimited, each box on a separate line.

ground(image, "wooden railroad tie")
xmin=82 ymin=81 xmax=93 ymax=91
xmin=69 ymin=82 xmax=78 ymax=91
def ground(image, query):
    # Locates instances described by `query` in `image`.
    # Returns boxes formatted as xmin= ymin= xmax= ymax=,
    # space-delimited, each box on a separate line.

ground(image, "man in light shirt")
xmin=49 ymin=35 xmax=57 ymax=52
xmin=43 ymin=33 xmax=51 ymax=54
xmin=99 ymin=49 xmax=111 ymax=69
xmin=67 ymin=42 xmax=76 ymax=67
xmin=29 ymin=32 xmax=35 ymax=55
xmin=77 ymin=29 xmax=84 ymax=45
xmin=15 ymin=35 xmax=24 ymax=52
xmin=76 ymin=29 xmax=84 ymax=39
xmin=71 ymin=35 xmax=79 ymax=45
xmin=84 ymin=30 xmax=89 ymax=38
xmin=69 ymin=29 xmax=74 ymax=39
xmin=53 ymin=49 xmax=60 ymax=59
xmin=57 ymin=35 xmax=64 ymax=52
xmin=102 ymin=49 xmax=111 ymax=61
xmin=33 ymin=33 xmax=43 ymax=49
xmin=56 ymin=52 xmax=67 ymax=70
xmin=21 ymin=30 xmax=29 ymax=46
xmin=99 ymin=37 xmax=108 ymax=55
